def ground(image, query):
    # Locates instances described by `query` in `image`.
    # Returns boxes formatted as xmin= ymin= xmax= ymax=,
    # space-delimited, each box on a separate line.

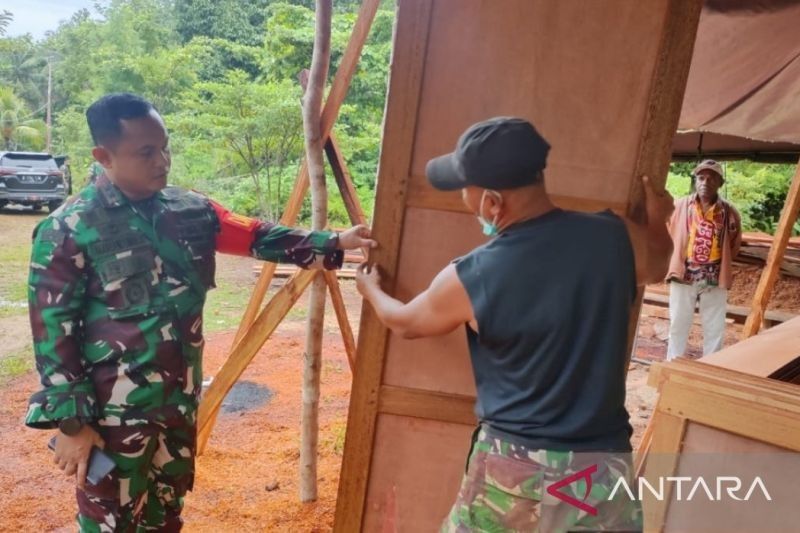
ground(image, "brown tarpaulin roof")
xmin=672 ymin=0 xmax=800 ymax=162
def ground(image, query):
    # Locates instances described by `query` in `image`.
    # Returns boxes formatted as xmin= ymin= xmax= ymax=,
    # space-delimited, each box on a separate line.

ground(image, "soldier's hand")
xmin=338 ymin=224 xmax=377 ymax=251
xmin=54 ymin=425 xmax=105 ymax=490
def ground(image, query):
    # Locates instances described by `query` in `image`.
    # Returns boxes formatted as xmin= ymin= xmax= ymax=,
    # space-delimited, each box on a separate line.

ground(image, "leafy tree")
xmin=174 ymin=0 xmax=270 ymax=46
xmin=0 ymin=36 xmax=46 ymax=110
xmin=176 ymin=70 xmax=304 ymax=219
xmin=0 ymin=86 xmax=45 ymax=150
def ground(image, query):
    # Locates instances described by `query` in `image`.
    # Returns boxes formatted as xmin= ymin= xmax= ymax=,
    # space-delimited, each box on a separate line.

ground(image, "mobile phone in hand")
xmin=48 ymin=436 xmax=116 ymax=485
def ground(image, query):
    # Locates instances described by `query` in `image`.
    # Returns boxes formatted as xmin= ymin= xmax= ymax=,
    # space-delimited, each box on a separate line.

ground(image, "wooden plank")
xmin=326 ymin=133 xmax=367 ymax=226
xmin=378 ymin=385 xmax=477 ymax=426
xmin=658 ymin=380 xmax=800 ymax=451
xmin=405 ymin=176 xmax=628 ymax=215
xmin=643 ymin=289 xmax=797 ymax=325
xmin=649 ymin=360 xmax=800 ymax=403
xmin=625 ymin=0 xmax=703 ymax=415
xmin=642 ymin=410 xmax=686 ymax=533
xmin=320 ymin=0 xmax=382 ymax=142
xmin=197 ymin=269 xmax=318 ymax=435
xmin=627 ymin=0 xmax=703 ymax=222
xmin=234 ymin=164 xmax=308 ymax=345
xmin=334 ymin=0 xmax=434 ymax=530
xmin=700 ymin=316 xmax=800 ymax=378
xmin=634 ymin=416 xmax=655 ymax=478
xmin=743 ymin=164 xmax=800 ymax=338
xmin=323 ymin=270 xmax=357 ymax=372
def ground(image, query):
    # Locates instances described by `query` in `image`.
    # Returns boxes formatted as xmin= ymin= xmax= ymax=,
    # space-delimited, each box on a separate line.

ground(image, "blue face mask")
xmin=477 ymin=189 xmax=501 ymax=237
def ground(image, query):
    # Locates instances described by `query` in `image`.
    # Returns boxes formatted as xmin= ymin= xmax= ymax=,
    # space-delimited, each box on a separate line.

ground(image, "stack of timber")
xmin=735 ymin=231 xmax=800 ymax=278
xmin=699 ymin=315 xmax=800 ymax=383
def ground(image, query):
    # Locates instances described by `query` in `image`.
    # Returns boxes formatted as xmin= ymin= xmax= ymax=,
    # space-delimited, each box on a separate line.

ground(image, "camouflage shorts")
xmin=76 ymin=423 xmax=195 ymax=533
xmin=442 ymin=427 xmax=642 ymax=532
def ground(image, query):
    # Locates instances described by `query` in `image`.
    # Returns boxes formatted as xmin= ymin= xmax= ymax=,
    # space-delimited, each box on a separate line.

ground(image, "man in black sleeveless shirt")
xmin=356 ymin=117 xmax=674 ymax=532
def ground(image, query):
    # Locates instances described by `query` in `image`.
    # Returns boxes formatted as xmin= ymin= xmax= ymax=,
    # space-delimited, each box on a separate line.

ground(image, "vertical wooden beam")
xmin=334 ymin=0 xmax=435 ymax=530
xmin=628 ymin=0 xmax=703 ymax=221
xmin=642 ymin=409 xmax=687 ymax=533
xmin=742 ymin=164 xmax=800 ymax=338
xmin=624 ymin=0 xmax=703 ymax=374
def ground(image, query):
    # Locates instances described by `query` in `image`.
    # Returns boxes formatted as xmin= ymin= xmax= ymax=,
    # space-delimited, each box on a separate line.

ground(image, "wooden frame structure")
xmin=196 ymin=0 xmax=382 ymax=453
xmin=642 ymin=359 xmax=800 ymax=532
xmin=335 ymin=1 xmax=703 ymax=530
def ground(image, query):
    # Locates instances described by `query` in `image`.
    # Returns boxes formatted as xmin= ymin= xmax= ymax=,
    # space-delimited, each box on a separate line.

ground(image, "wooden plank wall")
xmin=336 ymin=1 xmax=702 ymax=530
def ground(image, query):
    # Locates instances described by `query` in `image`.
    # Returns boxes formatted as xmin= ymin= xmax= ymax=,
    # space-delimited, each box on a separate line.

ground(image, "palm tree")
xmin=0 ymin=10 xmax=12 ymax=37
xmin=0 ymin=87 xmax=45 ymax=151
xmin=1 ymin=37 xmax=47 ymax=110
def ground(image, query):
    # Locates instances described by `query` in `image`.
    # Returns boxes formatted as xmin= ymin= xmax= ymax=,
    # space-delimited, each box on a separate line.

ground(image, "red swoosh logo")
xmin=546 ymin=464 xmax=598 ymax=516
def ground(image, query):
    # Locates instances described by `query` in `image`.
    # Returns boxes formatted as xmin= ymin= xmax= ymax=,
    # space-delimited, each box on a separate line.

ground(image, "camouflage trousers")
xmin=76 ymin=423 xmax=195 ymax=532
xmin=442 ymin=427 xmax=642 ymax=532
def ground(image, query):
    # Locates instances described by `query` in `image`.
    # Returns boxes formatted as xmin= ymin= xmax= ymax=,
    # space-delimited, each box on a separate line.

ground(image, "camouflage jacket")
xmin=26 ymin=174 xmax=342 ymax=429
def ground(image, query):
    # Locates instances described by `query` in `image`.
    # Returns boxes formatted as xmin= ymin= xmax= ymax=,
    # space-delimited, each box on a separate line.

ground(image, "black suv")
xmin=0 ymin=151 xmax=68 ymax=212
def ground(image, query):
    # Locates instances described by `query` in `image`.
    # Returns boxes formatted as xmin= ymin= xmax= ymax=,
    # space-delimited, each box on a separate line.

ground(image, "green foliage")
xmin=174 ymin=0 xmax=271 ymax=46
xmin=0 ymin=0 xmax=393 ymax=225
xmin=0 ymin=10 xmax=12 ymax=37
xmin=0 ymin=242 xmax=31 ymax=319
xmin=0 ymin=86 xmax=45 ymax=150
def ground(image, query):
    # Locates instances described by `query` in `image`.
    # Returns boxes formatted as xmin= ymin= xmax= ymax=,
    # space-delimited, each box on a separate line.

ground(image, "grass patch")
xmin=0 ymin=244 xmax=30 ymax=319
xmin=204 ymin=283 xmax=258 ymax=333
xmin=324 ymin=419 xmax=348 ymax=456
xmin=0 ymin=344 xmax=34 ymax=384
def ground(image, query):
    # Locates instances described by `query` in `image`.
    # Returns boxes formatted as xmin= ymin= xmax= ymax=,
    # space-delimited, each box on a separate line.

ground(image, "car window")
xmin=0 ymin=155 xmax=58 ymax=170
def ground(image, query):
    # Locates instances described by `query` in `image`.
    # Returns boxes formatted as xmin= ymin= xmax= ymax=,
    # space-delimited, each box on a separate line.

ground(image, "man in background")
xmin=666 ymin=159 xmax=742 ymax=359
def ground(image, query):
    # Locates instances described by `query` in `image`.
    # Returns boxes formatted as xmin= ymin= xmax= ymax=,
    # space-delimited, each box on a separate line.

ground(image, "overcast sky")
xmin=4 ymin=0 xmax=98 ymax=40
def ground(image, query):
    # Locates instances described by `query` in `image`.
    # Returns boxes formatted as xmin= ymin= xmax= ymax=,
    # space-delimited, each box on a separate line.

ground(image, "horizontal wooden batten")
xmin=406 ymin=176 xmax=628 ymax=215
xmin=379 ymin=385 xmax=477 ymax=426
xmin=656 ymin=378 xmax=800 ymax=453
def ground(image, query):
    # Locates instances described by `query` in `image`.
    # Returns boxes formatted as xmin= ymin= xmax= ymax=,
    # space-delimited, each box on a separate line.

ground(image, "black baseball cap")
xmin=426 ymin=117 xmax=551 ymax=191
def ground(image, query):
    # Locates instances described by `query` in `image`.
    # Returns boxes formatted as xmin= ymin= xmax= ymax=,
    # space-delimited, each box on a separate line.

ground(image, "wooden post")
xmin=334 ymin=0 xmax=435 ymax=528
xmin=742 ymin=164 xmax=800 ymax=338
xmin=299 ymin=0 xmax=332 ymax=503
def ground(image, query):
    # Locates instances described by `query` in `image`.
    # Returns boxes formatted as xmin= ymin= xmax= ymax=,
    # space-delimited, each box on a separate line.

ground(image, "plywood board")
xmin=336 ymin=1 xmax=702 ymax=530
xmin=700 ymin=315 xmax=800 ymax=379
xmin=362 ymin=414 xmax=473 ymax=532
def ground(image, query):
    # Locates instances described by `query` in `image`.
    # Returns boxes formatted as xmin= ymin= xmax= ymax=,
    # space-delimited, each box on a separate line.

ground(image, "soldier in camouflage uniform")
xmin=357 ymin=118 xmax=675 ymax=531
xmin=25 ymin=93 xmax=375 ymax=532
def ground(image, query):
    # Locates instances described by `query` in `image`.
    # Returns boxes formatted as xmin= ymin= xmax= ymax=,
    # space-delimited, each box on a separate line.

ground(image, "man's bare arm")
xmin=356 ymin=263 xmax=475 ymax=339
